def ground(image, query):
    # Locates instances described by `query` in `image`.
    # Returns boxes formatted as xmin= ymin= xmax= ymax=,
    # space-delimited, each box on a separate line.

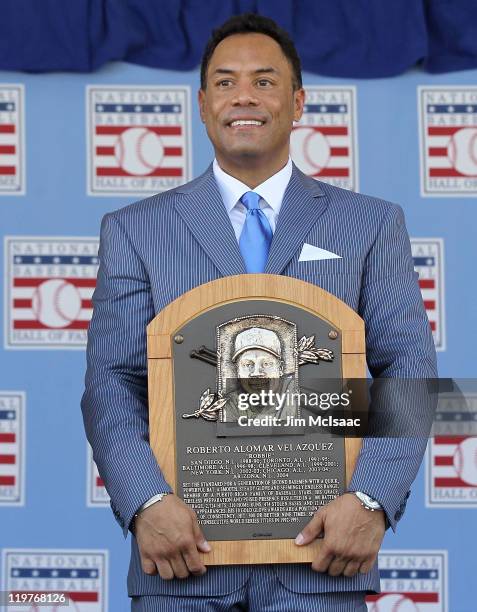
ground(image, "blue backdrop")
xmin=1 ymin=1 xmax=477 ymax=77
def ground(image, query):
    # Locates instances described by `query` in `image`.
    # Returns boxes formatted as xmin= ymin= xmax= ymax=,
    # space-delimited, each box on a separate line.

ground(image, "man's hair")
xmin=200 ymin=13 xmax=302 ymax=91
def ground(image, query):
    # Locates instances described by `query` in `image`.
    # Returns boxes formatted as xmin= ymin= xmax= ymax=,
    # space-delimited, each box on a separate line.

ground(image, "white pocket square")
xmin=298 ymin=243 xmax=342 ymax=262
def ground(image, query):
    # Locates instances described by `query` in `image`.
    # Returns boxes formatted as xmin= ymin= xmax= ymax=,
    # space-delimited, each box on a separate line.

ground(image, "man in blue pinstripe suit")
xmin=81 ymin=13 xmax=437 ymax=612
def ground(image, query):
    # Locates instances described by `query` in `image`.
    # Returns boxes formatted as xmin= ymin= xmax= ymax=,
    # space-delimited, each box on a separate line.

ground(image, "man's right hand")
xmin=134 ymin=494 xmax=211 ymax=580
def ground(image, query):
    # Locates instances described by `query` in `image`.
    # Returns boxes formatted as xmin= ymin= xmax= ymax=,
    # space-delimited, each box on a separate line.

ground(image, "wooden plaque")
xmin=147 ymin=274 xmax=365 ymax=565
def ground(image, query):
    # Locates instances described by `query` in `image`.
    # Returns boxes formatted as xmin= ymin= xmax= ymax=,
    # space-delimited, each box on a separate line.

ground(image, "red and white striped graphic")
xmin=5 ymin=237 xmax=99 ymax=349
xmin=0 ymin=392 xmax=24 ymax=505
xmin=0 ymin=84 xmax=24 ymax=194
xmin=94 ymin=126 xmax=184 ymax=177
xmin=411 ymin=239 xmax=445 ymax=351
xmin=87 ymin=86 xmax=191 ymax=196
xmin=419 ymin=86 xmax=477 ymax=196
xmin=291 ymin=86 xmax=358 ymax=191
xmin=428 ymin=435 xmax=477 ymax=507
xmin=87 ymin=444 xmax=109 ymax=506
xmin=432 ymin=436 xmax=477 ymax=488
xmin=12 ymin=278 xmax=94 ymax=331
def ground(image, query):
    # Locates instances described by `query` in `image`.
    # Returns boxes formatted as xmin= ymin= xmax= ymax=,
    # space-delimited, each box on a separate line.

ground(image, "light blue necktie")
xmin=239 ymin=191 xmax=273 ymax=273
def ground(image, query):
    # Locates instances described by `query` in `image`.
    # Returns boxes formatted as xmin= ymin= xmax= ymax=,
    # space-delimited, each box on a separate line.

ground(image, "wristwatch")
xmin=135 ymin=492 xmax=172 ymax=515
xmin=354 ymin=491 xmax=382 ymax=511
xmin=132 ymin=492 xmax=172 ymax=533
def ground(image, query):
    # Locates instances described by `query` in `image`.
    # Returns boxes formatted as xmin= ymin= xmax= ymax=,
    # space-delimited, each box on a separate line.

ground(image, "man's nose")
xmin=250 ymin=362 xmax=265 ymax=376
xmin=232 ymin=83 xmax=259 ymax=106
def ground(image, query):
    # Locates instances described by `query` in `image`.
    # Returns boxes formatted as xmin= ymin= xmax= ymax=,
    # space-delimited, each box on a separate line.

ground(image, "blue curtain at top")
xmin=0 ymin=0 xmax=476 ymax=77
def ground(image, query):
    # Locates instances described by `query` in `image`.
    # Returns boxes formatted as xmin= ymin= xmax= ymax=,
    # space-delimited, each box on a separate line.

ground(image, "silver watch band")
xmin=134 ymin=492 xmax=172 ymax=518
xmin=354 ymin=491 xmax=382 ymax=511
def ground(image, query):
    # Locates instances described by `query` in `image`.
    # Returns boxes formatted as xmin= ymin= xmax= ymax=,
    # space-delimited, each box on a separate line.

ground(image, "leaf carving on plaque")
xmin=297 ymin=335 xmax=334 ymax=365
xmin=182 ymin=388 xmax=227 ymax=421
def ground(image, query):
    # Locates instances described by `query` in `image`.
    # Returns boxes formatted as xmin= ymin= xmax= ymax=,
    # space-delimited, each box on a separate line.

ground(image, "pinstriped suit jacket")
xmin=81 ymin=162 xmax=437 ymax=597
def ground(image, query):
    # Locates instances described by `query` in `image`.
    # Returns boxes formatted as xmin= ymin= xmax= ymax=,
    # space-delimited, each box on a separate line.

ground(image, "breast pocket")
xmin=288 ymin=257 xmax=363 ymax=277
xmin=285 ymin=257 xmax=363 ymax=308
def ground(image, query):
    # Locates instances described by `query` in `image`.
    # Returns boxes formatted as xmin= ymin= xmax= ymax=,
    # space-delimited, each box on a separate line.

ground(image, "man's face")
xmin=199 ymin=33 xmax=304 ymax=165
xmin=236 ymin=348 xmax=282 ymax=394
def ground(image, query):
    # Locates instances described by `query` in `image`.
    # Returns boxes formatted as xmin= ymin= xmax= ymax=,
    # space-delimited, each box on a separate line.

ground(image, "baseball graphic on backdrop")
xmin=31 ymin=279 xmax=82 ymax=328
xmin=114 ymin=127 xmax=164 ymax=175
xmin=368 ymin=593 xmax=418 ymax=612
xmin=453 ymin=436 xmax=477 ymax=486
xmin=447 ymin=127 xmax=477 ymax=176
xmin=291 ymin=127 xmax=330 ymax=175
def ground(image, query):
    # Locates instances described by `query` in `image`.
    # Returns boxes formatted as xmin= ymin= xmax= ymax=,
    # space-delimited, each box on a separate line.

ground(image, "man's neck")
xmin=215 ymin=152 xmax=290 ymax=189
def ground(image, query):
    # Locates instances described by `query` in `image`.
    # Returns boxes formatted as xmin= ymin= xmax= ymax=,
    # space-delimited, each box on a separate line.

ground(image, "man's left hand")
xmin=295 ymin=493 xmax=386 ymax=577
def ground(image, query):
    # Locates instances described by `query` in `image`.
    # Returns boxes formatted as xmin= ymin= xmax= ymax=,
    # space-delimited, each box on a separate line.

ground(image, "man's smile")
xmin=226 ymin=117 xmax=267 ymax=130
xmin=230 ymin=120 xmax=264 ymax=128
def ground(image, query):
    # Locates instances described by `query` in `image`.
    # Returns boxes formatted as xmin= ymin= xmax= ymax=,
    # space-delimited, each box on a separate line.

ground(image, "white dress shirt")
xmin=212 ymin=158 xmax=293 ymax=241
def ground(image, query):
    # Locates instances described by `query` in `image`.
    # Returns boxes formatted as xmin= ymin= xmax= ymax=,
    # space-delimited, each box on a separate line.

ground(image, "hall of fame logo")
xmin=366 ymin=551 xmax=447 ymax=611
xmin=419 ymin=86 xmax=477 ymax=196
xmin=87 ymin=86 xmax=191 ymax=196
xmin=4 ymin=237 xmax=99 ymax=349
xmin=86 ymin=444 xmax=109 ymax=507
xmin=411 ymin=239 xmax=445 ymax=351
xmin=0 ymin=392 xmax=25 ymax=505
xmin=0 ymin=84 xmax=25 ymax=195
xmin=291 ymin=86 xmax=358 ymax=191
xmin=2 ymin=549 xmax=108 ymax=611
xmin=426 ymin=393 xmax=477 ymax=508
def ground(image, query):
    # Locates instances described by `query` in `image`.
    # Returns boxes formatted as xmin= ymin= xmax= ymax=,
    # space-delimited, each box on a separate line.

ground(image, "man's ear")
xmin=293 ymin=87 xmax=305 ymax=123
xmin=198 ymin=89 xmax=206 ymax=123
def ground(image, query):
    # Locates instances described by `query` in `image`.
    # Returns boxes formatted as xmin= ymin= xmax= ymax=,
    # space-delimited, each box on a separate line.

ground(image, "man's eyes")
xmin=215 ymin=79 xmax=274 ymax=88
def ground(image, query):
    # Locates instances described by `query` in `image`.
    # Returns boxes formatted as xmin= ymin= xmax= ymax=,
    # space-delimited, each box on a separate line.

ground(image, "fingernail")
xmin=201 ymin=540 xmax=211 ymax=552
xmin=295 ymin=533 xmax=304 ymax=545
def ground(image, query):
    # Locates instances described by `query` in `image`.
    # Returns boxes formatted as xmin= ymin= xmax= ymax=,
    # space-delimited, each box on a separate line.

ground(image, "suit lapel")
xmin=265 ymin=165 xmax=328 ymax=274
xmin=174 ymin=163 xmax=327 ymax=277
xmin=174 ymin=165 xmax=246 ymax=276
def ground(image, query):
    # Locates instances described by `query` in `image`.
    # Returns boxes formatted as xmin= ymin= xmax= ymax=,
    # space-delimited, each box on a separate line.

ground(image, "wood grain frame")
xmin=147 ymin=274 xmax=365 ymax=564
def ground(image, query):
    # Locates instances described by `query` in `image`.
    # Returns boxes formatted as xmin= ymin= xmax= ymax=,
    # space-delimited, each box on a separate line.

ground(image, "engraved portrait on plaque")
xmin=182 ymin=314 xmax=334 ymax=434
xmin=218 ymin=317 xmax=298 ymax=425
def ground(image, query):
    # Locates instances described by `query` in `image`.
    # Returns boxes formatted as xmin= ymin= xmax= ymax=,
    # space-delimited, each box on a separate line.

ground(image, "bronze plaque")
xmin=174 ymin=301 xmax=345 ymax=541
